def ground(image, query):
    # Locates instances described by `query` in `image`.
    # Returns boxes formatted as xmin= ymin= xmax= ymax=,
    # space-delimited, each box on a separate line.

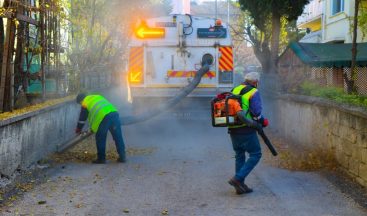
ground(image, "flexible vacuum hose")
xmin=58 ymin=65 xmax=210 ymax=152
xmin=120 ymin=65 xmax=209 ymax=125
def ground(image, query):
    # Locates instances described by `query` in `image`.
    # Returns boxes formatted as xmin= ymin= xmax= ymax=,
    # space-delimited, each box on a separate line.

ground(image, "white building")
xmin=297 ymin=0 xmax=367 ymax=43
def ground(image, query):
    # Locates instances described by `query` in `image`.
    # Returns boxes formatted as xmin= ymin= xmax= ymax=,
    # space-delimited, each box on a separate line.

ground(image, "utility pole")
xmin=215 ymin=0 xmax=218 ymax=19
xmin=227 ymin=0 xmax=230 ymax=25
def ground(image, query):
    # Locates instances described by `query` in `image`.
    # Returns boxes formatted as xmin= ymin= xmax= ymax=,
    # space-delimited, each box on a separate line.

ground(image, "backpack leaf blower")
xmin=211 ymin=93 xmax=278 ymax=156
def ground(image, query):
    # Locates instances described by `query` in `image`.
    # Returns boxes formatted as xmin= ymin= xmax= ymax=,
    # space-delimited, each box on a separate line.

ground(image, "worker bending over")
xmin=75 ymin=93 xmax=126 ymax=164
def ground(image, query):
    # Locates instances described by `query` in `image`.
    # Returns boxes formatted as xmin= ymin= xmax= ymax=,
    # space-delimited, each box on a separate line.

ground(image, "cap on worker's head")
xmin=76 ymin=93 xmax=86 ymax=104
xmin=244 ymin=72 xmax=260 ymax=83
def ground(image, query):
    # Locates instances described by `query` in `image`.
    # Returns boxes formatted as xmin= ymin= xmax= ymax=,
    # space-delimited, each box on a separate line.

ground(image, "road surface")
xmin=1 ymin=99 xmax=366 ymax=216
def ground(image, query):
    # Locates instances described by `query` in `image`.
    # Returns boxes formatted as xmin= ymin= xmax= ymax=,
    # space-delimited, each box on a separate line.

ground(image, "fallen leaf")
xmin=161 ymin=208 xmax=168 ymax=215
xmin=38 ymin=200 xmax=47 ymax=205
xmin=157 ymin=171 xmax=167 ymax=176
xmin=123 ymin=208 xmax=129 ymax=213
xmin=75 ymin=203 xmax=84 ymax=208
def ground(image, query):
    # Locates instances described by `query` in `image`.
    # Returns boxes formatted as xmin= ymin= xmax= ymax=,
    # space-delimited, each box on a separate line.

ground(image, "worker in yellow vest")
xmin=227 ymin=72 xmax=268 ymax=194
xmin=75 ymin=93 xmax=126 ymax=164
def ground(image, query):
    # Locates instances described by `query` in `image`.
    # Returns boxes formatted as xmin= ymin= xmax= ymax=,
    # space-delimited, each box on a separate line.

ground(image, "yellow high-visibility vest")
xmin=228 ymin=85 xmax=257 ymax=128
xmin=82 ymin=95 xmax=117 ymax=132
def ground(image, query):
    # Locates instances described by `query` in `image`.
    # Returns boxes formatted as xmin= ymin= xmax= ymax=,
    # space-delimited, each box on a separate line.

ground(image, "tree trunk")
xmin=253 ymin=44 xmax=272 ymax=74
xmin=270 ymin=5 xmax=281 ymax=74
xmin=1 ymin=19 xmax=16 ymax=112
xmin=0 ymin=0 xmax=11 ymax=112
xmin=86 ymin=0 xmax=97 ymax=53
xmin=0 ymin=17 xmax=4 ymax=84
xmin=246 ymin=27 xmax=272 ymax=73
xmin=350 ymin=0 xmax=360 ymax=93
xmin=14 ymin=2 xmax=26 ymax=103
xmin=40 ymin=0 xmax=46 ymax=99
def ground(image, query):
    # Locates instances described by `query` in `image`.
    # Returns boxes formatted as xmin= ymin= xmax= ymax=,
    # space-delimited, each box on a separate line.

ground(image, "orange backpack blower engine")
xmin=210 ymin=92 xmax=278 ymax=156
xmin=211 ymin=92 xmax=243 ymax=127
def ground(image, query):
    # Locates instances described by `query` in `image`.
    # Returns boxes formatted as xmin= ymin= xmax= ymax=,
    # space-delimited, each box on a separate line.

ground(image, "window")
xmin=332 ymin=0 xmax=344 ymax=15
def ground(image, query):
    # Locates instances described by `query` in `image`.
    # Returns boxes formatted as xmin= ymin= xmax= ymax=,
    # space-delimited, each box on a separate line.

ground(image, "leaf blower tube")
xmin=59 ymin=65 xmax=211 ymax=152
xmin=57 ymin=131 xmax=91 ymax=153
xmin=237 ymin=111 xmax=278 ymax=156
xmin=57 ymin=62 xmax=210 ymax=152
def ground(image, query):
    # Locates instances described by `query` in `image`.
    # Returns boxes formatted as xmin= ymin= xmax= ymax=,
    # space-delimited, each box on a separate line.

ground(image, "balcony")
xmin=300 ymin=30 xmax=322 ymax=43
xmin=297 ymin=0 xmax=323 ymax=31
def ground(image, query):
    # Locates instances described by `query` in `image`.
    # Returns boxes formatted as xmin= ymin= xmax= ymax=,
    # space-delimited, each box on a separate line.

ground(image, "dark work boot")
xmin=117 ymin=154 xmax=126 ymax=163
xmin=117 ymin=157 xmax=126 ymax=163
xmin=240 ymin=183 xmax=253 ymax=194
xmin=228 ymin=177 xmax=253 ymax=194
xmin=92 ymin=159 xmax=106 ymax=164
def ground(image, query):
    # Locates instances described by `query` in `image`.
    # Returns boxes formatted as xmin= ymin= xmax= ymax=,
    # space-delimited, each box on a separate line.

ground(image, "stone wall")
xmin=263 ymin=93 xmax=367 ymax=187
xmin=0 ymin=100 xmax=79 ymax=177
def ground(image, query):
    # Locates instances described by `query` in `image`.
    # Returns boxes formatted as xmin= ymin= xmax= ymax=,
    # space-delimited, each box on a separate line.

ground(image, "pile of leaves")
xmin=262 ymin=131 xmax=338 ymax=171
xmin=51 ymin=136 xmax=156 ymax=163
xmin=0 ymin=95 xmax=75 ymax=121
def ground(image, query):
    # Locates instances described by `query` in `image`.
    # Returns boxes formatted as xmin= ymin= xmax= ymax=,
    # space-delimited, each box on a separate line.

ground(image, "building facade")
xmin=297 ymin=0 xmax=367 ymax=43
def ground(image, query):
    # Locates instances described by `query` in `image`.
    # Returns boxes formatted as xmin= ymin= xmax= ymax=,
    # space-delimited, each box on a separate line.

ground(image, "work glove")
xmin=258 ymin=117 xmax=269 ymax=128
xmin=75 ymin=128 xmax=82 ymax=134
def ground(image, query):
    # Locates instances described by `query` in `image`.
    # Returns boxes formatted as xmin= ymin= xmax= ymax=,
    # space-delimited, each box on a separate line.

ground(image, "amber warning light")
xmin=129 ymin=71 xmax=143 ymax=83
xmin=135 ymin=21 xmax=165 ymax=39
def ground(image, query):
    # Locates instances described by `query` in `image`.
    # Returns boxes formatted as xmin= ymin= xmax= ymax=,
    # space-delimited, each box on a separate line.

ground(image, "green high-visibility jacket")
xmin=82 ymin=95 xmax=117 ymax=133
xmin=228 ymin=84 xmax=258 ymax=128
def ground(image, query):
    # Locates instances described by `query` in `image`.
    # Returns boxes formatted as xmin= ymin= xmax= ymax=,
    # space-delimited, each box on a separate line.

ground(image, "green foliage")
xmin=300 ymin=81 xmax=367 ymax=109
xmin=67 ymin=0 xmax=170 ymax=70
xmin=238 ymin=0 xmax=310 ymax=30
xmin=237 ymin=0 xmax=310 ymax=73
xmin=286 ymin=20 xmax=305 ymax=42
xmin=358 ymin=0 xmax=367 ymax=39
xmin=279 ymin=17 xmax=293 ymax=53
xmin=238 ymin=0 xmax=271 ymax=31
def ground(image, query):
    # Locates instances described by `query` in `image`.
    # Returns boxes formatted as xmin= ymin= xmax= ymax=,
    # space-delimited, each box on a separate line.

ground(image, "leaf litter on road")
xmin=50 ymin=136 xmax=157 ymax=163
xmin=161 ymin=208 xmax=169 ymax=215
xmin=262 ymin=131 xmax=338 ymax=171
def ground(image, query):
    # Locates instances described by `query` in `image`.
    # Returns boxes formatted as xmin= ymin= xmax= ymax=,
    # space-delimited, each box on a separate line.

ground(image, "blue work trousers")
xmin=95 ymin=112 xmax=125 ymax=160
xmin=230 ymin=132 xmax=262 ymax=183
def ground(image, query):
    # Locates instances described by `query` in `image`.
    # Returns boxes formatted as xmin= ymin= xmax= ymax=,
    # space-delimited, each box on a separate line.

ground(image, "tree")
xmin=68 ymin=0 xmax=168 ymax=73
xmin=358 ymin=0 xmax=367 ymax=39
xmin=238 ymin=0 xmax=310 ymax=73
xmin=226 ymin=4 xmax=259 ymax=69
xmin=349 ymin=0 xmax=361 ymax=93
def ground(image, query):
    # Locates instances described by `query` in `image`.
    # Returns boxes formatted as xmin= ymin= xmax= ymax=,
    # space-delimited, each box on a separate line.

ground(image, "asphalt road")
xmin=2 ymin=98 xmax=367 ymax=216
